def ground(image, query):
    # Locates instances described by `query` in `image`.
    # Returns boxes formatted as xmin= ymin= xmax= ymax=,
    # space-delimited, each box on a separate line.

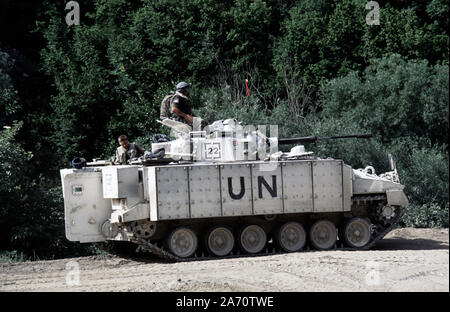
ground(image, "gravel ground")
xmin=0 ymin=228 xmax=448 ymax=292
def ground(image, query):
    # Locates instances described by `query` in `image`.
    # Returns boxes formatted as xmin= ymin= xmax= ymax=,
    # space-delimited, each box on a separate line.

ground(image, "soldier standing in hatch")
xmin=113 ymin=135 xmax=145 ymax=165
xmin=160 ymin=81 xmax=194 ymax=125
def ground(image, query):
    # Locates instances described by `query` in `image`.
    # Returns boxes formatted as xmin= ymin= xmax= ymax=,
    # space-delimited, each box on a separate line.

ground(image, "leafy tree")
xmin=362 ymin=5 xmax=449 ymax=64
xmin=274 ymin=0 xmax=449 ymax=89
xmin=319 ymin=54 xmax=448 ymax=146
xmin=0 ymin=123 xmax=96 ymax=259
xmin=0 ymin=50 xmax=20 ymax=127
xmin=273 ymin=0 xmax=333 ymax=86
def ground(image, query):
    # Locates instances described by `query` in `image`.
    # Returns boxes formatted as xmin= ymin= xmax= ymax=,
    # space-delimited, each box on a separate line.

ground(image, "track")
xmin=98 ymin=195 xmax=403 ymax=262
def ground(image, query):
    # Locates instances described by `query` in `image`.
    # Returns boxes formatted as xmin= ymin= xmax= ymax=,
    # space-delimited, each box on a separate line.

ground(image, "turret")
xmin=150 ymin=119 xmax=373 ymax=163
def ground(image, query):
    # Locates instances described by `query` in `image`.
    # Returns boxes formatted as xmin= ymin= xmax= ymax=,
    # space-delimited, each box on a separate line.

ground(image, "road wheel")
xmin=309 ymin=220 xmax=337 ymax=250
xmin=343 ymin=218 xmax=371 ymax=248
xmin=276 ymin=222 xmax=306 ymax=252
xmin=239 ymin=225 xmax=267 ymax=254
xmin=206 ymin=226 xmax=235 ymax=257
xmin=167 ymin=227 xmax=198 ymax=258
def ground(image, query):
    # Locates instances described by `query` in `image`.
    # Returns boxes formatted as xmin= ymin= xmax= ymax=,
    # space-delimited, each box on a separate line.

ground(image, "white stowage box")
xmin=102 ymin=165 xmax=140 ymax=199
xmin=61 ymin=168 xmax=112 ymax=242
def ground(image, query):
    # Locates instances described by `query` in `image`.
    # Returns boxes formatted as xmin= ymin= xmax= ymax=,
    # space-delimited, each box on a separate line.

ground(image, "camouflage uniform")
xmin=160 ymin=91 xmax=193 ymax=125
xmin=114 ymin=143 xmax=145 ymax=164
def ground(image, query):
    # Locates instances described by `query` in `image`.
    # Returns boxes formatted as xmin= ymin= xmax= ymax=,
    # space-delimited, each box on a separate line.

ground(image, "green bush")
xmin=0 ymin=250 xmax=27 ymax=263
xmin=0 ymin=123 xmax=96 ymax=259
xmin=319 ymin=54 xmax=449 ymax=146
xmin=400 ymin=145 xmax=449 ymax=209
xmin=402 ymin=203 xmax=449 ymax=228
xmin=196 ymin=85 xmax=314 ymax=139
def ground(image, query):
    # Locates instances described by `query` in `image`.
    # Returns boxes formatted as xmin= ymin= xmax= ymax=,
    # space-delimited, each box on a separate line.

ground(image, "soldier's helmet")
xmin=176 ymin=81 xmax=190 ymax=91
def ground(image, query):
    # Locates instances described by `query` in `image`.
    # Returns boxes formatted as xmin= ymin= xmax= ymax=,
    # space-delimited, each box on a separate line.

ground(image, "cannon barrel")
xmin=278 ymin=133 xmax=372 ymax=145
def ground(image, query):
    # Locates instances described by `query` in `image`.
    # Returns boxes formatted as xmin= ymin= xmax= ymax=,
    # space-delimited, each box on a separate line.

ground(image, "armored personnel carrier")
xmin=60 ymin=118 xmax=408 ymax=261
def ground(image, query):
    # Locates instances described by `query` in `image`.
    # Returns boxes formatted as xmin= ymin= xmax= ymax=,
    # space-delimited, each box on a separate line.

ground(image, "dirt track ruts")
xmin=0 ymin=228 xmax=448 ymax=292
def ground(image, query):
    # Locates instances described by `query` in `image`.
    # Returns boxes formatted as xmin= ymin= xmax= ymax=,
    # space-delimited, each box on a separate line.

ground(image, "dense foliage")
xmin=0 ymin=0 xmax=448 ymax=260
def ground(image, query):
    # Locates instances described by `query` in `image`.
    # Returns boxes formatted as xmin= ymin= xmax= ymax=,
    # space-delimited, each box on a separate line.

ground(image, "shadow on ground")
xmin=374 ymin=237 xmax=449 ymax=251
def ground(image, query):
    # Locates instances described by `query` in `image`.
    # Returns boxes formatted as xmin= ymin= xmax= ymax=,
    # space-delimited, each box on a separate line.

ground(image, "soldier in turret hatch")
xmin=160 ymin=82 xmax=193 ymax=124
xmin=160 ymin=82 xmax=207 ymax=130
xmin=113 ymin=135 xmax=145 ymax=165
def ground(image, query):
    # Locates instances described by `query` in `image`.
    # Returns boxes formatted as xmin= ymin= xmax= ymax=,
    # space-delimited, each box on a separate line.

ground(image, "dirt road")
xmin=0 ymin=228 xmax=448 ymax=292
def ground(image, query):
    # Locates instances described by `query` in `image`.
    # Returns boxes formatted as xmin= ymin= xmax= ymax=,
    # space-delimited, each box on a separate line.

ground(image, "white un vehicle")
xmin=61 ymin=118 xmax=408 ymax=261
